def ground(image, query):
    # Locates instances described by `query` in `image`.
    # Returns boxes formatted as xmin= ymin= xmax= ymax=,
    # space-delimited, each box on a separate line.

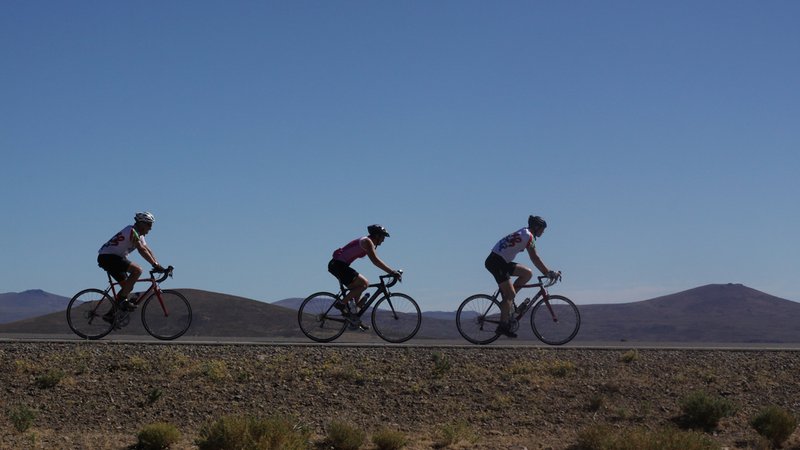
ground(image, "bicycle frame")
xmin=491 ymin=275 xmax=561 ymax=322
xmin=99 ymin=269 xmax=174 ymax=316
xmin=336 ymin=273 xmax=400 ymax=318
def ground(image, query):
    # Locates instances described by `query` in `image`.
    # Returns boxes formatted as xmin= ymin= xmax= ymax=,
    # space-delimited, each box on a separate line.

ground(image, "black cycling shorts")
xmin=97 ymin=254 xmax=132 ymax=283
xmin=328 ymin=259 xmax=359 ymax=286
xmin=485 ymin=252 xmax=517 ymax=284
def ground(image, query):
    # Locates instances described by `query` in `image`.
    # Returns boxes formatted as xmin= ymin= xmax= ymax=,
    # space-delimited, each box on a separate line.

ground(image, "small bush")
xmin=547 ymin=360 xmax=576 ymax=377
xmin=8 ymin=405 xmax=36 ymax=432
xmin=431 ymin=352 xmax=451 ymax=379
xmin=203 ymin=360 xmax=231 ymax=382
xmin=137 ymin=422 xmax=181 ymax=450
xmin=750 ymin=405 xmax=798 ymax=448
xmin=679 ymin=390 xmax=736 ymax=430
xmin=434 ymin=421 xmax=477 ymax=448
xmin=372 ymin=427 xmax=408 ymax=450
xmin=35 ymin=369 xmax=65 ymax=389
xmin=146 ymin=388 xmax=163 ymax=405
xmin=196 ymin=415 xmax=309 ymax=450
xmin=326 ymin=420 xmax=365 ymax=450
xmin=577 ymin=425 xmax=716 ymax=450
xmin=587 ymin=393 xmax=604 ymax=412
xmin=619 ymin=349 xmax=639 ymax=363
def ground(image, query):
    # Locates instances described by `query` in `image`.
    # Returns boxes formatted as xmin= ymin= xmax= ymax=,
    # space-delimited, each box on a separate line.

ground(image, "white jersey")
xmin=98 ymin=225 xmax=144 ymax=257
xmin=491 ymin=227 xmax=534 ymax=263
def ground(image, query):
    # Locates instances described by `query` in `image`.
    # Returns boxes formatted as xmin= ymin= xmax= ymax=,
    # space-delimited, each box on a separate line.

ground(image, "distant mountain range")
xmin=2 ymin=284 xmax=799 ymax=342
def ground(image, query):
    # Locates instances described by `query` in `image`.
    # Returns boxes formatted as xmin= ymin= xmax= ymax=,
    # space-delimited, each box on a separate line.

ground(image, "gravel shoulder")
xmin=1 ymin=342 xmax=799 ymax=449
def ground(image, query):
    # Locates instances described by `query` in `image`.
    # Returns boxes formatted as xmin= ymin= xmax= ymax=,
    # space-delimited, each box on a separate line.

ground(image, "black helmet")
xmin=528 ymin=215 xmax=547 ymax=230
xmin=367 ymin=224 xmax=390 ymax=237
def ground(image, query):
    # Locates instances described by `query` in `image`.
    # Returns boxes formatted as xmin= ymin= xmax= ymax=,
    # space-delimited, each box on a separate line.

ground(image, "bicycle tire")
xmin=456 ymin=294 xmax=502 ymax=345
xmin=66 ymin=288 xmax=116 ymax=340
xmin=141 ymin=289 xmax=192 ymax=340
xmin=371 ymin=293 xmax=421 ymax=343
xmin=298 ymin=292 xmax=347 ymax=343
xmin=530 ymin=294 xmax=580 ymax=345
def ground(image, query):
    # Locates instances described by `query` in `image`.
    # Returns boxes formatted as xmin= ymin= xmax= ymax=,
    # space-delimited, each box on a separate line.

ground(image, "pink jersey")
xmin=332 ymin=237 xmax=369 ymax=264
xmin=491 ymin=228 xmax=534 ymax=263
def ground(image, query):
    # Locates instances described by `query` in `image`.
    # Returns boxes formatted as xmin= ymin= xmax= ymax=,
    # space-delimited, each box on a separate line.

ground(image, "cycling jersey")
xmin=98 ymin=225 xmax=144 ymax=257
xmin=491 ymin=228 xmax=534 ymax=263
xmin=332 ymin=237 xmax=369 ymax=265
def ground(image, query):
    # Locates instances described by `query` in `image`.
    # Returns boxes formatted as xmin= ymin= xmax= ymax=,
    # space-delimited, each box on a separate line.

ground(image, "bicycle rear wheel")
xmin=530 ymin=295 xmax=580 ymax=345
xmin=66 ymin=289 xmax=115 ymax=340
xmin=371 ymin=293 xmax=421 ymax=343
xmin=298 ymin=292 xmax=347 ymax=342
xmin=141 ymin=290 xmax=192 ymax=340
xmin=456 ymin=294 xmax=502 ymax=345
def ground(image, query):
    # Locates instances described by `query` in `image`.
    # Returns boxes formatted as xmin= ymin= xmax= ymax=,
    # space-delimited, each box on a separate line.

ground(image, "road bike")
xmin=298 ymin=271 xmax=421 ymax=343
xmin=66 ymin=266 xmax=192 ymax=340
xmin=456 ymin=274 xmax=580 ymax=345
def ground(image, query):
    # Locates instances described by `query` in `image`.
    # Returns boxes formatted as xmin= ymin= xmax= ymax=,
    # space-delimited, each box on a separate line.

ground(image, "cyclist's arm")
xmin=526 ymin=246 xmax=550 ymax=276
xmin=136 ymin=240 xmax=161 ymax=269
xmin=362 ymin=239 xmax=395 ymax=274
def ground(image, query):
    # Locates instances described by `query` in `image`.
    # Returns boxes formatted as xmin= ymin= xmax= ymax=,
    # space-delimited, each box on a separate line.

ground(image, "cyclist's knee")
xmin=129 ymin=264 xmax=143 ymax=278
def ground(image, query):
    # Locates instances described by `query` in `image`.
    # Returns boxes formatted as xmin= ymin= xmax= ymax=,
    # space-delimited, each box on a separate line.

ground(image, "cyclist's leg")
xmin=486 ymin=253 xmax=518 ymax=323
xmin=512 ymin=264 xmax=533 ymax=291
xmin=118 ymin=262 xmax=142 ymax=300
xmin=328 ymin=259 xmax=366 ymax=307
xmin=98 ymin=254 xmax=132 ymax=300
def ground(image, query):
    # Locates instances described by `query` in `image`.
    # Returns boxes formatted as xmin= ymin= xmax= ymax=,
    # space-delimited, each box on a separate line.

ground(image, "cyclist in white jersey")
xmin=97 ymin=212 xmax=164 ymax=312
xmin=328 ymin=224 xmax=401 ymax=328
xmin=485 ymin=215 xmax=558 ymax=338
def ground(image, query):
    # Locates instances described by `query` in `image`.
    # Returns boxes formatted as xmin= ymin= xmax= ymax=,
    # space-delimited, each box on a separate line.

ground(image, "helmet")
xmin=528 ymin=215 xmax=546 ymax=230
xmin=134 ymin=212 xmax=155 ymax=224
xmin=367 ymin=224 xmax=390 ymax=237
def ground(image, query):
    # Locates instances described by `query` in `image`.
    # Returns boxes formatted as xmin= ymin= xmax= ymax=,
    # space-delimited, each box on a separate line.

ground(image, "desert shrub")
xmin=372 ymin=427 xmax=408 ymax=450
xmin=203 ymin=360 xmax=231 ymax=382
xmin=619 ymin=349 xmax=639 ymax=363
xmin=146 ymin=388 xmax=163 ymax=405
xmin=326 ymin=420 xmax=365 ymax=450
xmin=196 ymin=415 xmax=309 ymax=450
xmin=8 ymin=405 xmax=36 ymax=432
xmin=576 ymin=425 xmax=716 ymax=450
xmin=587 ymin=393 xmax=604 ymax=412
xmin=137 ymin=422 xmax=181 ymax=450
xmin=547 ymin=360 xmax=576 ymax=377
xmin=434 ymin=421 xmax=477 ymax=448
xmin=35 ymin=368 xmax=65 ymax=389
xmin=750 ymin=405 xmax=798 ymax=448
xmin=679 ymin=390 xmax=736 ymax=430
xmin=431 ymin=352 xmax=451 ymax=379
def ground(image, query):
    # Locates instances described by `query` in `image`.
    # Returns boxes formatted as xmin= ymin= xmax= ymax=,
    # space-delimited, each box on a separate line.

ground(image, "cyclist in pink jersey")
xmin=485 ymin=215 xmax=558 ymax=338
xmin=328 ymin=224 xmax=401 ymax=327
xmin=97 ymin=212 xmax=164 ymax=314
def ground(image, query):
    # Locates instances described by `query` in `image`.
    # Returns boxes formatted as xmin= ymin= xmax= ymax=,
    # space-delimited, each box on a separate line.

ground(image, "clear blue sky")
xmin=2 ymin=1 xmax=798 ymax=310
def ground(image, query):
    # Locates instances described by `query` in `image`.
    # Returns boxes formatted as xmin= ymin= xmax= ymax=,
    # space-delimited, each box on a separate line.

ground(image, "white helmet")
xmin=134 ymin=211 xmax=155 ymax=224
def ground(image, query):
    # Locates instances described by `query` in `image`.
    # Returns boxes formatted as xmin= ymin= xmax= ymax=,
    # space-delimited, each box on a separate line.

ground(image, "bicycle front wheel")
xmin=141 ymin=290 xmax=192 ymax=340
xmin=298 ymin=292 xmax=347 ymax=343
xmin=456 ymin=294 xmax=502 ymax=345
xmin=530 ymin=295 xmax=580 ymax=345
xmin=66 ymin=289 xmax=115 ymax=340
xmin=371 ymin=293 xmax=421 ymax=343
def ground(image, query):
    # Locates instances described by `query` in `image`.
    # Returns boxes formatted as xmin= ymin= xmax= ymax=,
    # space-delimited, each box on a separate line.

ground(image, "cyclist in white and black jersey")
xmin=97 ymin=212 xmax=164 ymax=313
xmin=485 ymin=215 xmax=558 ymax=338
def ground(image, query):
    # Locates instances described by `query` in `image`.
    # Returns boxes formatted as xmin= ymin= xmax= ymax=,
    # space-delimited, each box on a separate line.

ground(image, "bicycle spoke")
xmin=456 ymin=294 xmax=502 ymax=345
xmin=66 ymin=289 xmax=115 ymax=340
xmin=298 ymin=292 xmax=347 ymax=342
xmin=531 ymin=295 xmax=580 ymax=345
xmin=371 ymin=293 xmax=421 ymax=343
xmin=141 ymin=290 xmax=192 ymax=340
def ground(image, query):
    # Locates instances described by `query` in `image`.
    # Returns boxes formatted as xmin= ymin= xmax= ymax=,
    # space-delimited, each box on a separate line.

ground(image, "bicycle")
xmin=456 ymin=273 xmax=580 ymax=345
xmin=298 ymin=271 xmax=421 ymax=343
xmin=66 ymin=266 xmax=192 ymax=340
